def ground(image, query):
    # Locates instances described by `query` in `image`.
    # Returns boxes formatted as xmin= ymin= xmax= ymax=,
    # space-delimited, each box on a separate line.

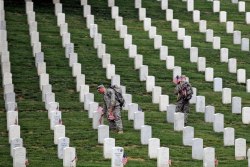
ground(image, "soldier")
xmin=97 ymin=84 xmax=124 ymax=134
xmin=173 ymin=75 xmax=193 ymax=125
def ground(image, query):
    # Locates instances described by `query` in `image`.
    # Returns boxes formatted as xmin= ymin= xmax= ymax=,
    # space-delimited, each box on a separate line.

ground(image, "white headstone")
xmin=54 ymin=125 xmax=65 ymax=144
xmin=173 ymin=66 xmax=182 ymax=80
xmin=183 ymin=35 xmax=191 ymax=49
xmin=128 ymin=103 xmax=138 ymax=120
xmin=111 ymin=147 xmax=124 ymax=167
xmin=84 ymin=93 xmax=94 ymax=110
xmin=123 ymin=94 xmax=132 ymax=110
xmin=115 ymin=16 xmax=123 ymax=31
xmin=196 ymin=96 xmax=205 ymax=113
xmin=235 ymin=138 xmax=246 ymax=160
xmin=134 ymin=111 xmax=144 ymax=130
xmin=228 ymin=58 xmax=237 ymax=73
xmin=35 ymin=52 xmax=44 ymax=67
xmin=97 ymin=43 xmax=106 ymax=59
xmin=13 ymin=147 xmax=26 ymax=167
xmin=63 ymin=147 xmax=76 ymax=167
xmin=161 ymin=0 xmax=168 ymax=10
xmin=111 ymin=6 xmax=119 ymax=19
xmin=141 ymin=125 xmax=152 ymax=145
xmin=166 ymin=9 xmax=173 ymax=21
xmin=42 ymin=84 xmax=52 ymax=102
xmin=45 ymin=92 xmax=55 ymax=110
xmin=190 ymin=47 xmax=198 ymax=63
xmin=57 ymin=13 xmax=65 ymax=26
xmin=192 ymin=138 xmax=203 ymax=160
xmin=205 ymin=67 xmax=213 ymax=82
xmin=128 ymin=44 xmax=137 ymax=58
xmin=213 ymin=1 xmax=220 ymax=13
xmin=206 ymin=29 xmax=214 ymax=42
xmin=108 ymin=0 xmax=115 ymax=7
xmin=58 ymin=137 xmax=69 ymax=159
xmin=80 ymin=84 xmax=89 ymax=102
xmin=83 ymin=5 xmax=91 ymax=18
xmin=159 ymin=95 xmax=169 ymax=112
xmin=157 ymin=147 xmax=169 ymax=167
xmin=94 ymin=33 xmax=102 ymax=49
xmin=124 ymin=34 xmax=132 ymax=49
xmin=232 ymin=97 xmax=241 ymax=114
xmin=55 ymin=3 xmax=62 ymax=16
xmin=213 ymin=113 xmax=224 ymax=132
xmin=62 ymin=32 xmax=70 ymax=47
xmin=233 ymin=31 xmax=241 ymax=44
xmin=166 ymin=56 xmax=174 ymax=70
xmin=9 ymin=125 xmax=20 ymax=143
xmin=154 ymin=35 xmax=162 ymax=49
xmin=247 ymin=79 xmax=250 ymax=93
xmin=224 ymin=127 xmax=235 ymax=146
xmin=7 ymin=111 xmax=18 ymax=131
xmin=1 ymin=51 xmax=9 ymax=63
xmin=238 ymin=1 xmax=245 ymax=12
xmin=30 ymin=31 xmax=39 ymax=46
xmin=148 ymin=138 xmax=160 ymax=159
xmin=241 ymin=38 xmax=249 ymax=51
xmin=134 ymin=54 xmax=143 ymax=70
xmin=88 ymin=102 xmax=98 ymax=119
xmin=135 ymin=0 xmax=141 ymax=9
xmin=98 ymin=125 xmax=109 ymax=144
xmin=111 ymin=75 xmax=120 ymax=87
xmin=5 ymin=102 xmax=17 ymax=112
xmin=119 ymin=25 xmax=127 ymax=38
xmin=174 ymin=112 xmax=184 ymax=131
xmin=237 ymin=69 xmax=246 ymax=83
xmin=197 ymin=57 xmax=206 ymax=72
xmin=187 ymin=0 xmax=194 ymax=11
xmin=104 ymin=138 xmax=115 ymax=159
xmin=159 ymin=46 xmax=168 ymax=61
xmin=231 ymin=0 xmax=238 ymax=3
xmin=177 ymin=28 xmax=185 ymax=40
xmin=183 ymin=126 xmax=194 ymax=146
xmin=4 ymin=83 xmax=14 ymax=95
xmin=1 ymin=62 xmax=11 ymax=75
xmin=246 ymin=12 xmax=250 ymax=24
xmin=93 ymin=111 xmax=103 ymax=129
xmin=213 ymin=36 xmax=221 ymax=49
xmin=144 ymin=18 xmax=151 ymax=31
xmin=50 ymin=110 xmax=62 ymax=130
xmin=102 ymin=54 xmax=111 ymax=68
xmin=139 ymin=65 xmax=148 ymax=81
xmin=152 ymin=86 xmax=162 ymax=104
xmin=26 ymin=1 xmax=33 ymax=14
xmin=86 ymin=15 xmax=94 ymax=29
xmin=171 ymin=19 xmax=179 ymax=32
xmin=205 ymin=105 xmax=215 ymax=123
xmin=76 ymin=74 xmax=85 ymax=92
xmin=72 ymin=63 xmax=81 ymax=77
xmin=166 ymin=104 xmax=176 ymax=123
xmin=193 ymin=10 xmax=200 ymax=22
xmin=203 ymin=147 xmax=215 ymax=167
xmin=226 ymin=21 xmax=234 ymax=33
xmin=5 ymin=92 xmax=15 ymax=104
xmin=90 ymin=24 xmax=98 ymax=38
xmin=219 ymin=11 xmax=227 ymax=22
xmin=199 ymin=20 xmax=207 ymax=33
xmin=80 ymin=0 xmax=88 ymax=6
xmin=139 ymin=8 xmax=146 ymax=21
xmin=37 ymin=62 xmax=46 ymax=76
xmin=146 ymin=76 xmax=155 ymax=92
xmin=106 ymin=64 xmax=115 ymax=79
xmin=242 ymin=107 xmax=250 ymax=124
xmin=220 ymin=48 xmax=228 ymax=63
xmin=2 ymin=72 xmax=12 ymax=86
xmin=29 ymin=21 xmax=37 ymax=35
xmin=222 ymin=88 xmax=231 ymax=104
xmin=65 ymin=43 xmax=74 ymax=58
xmin=11 ymin=138 xmax=23 ymax=157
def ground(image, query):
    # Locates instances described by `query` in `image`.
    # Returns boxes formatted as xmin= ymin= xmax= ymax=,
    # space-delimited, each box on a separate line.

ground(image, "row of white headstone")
xmin=0 ymin=1 xmax=28 ymax=166
xmin=25 ymin=1 xmax=77 ymax=166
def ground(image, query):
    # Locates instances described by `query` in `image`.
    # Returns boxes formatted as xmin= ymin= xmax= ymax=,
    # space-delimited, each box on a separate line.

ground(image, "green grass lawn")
xmin=0 ymin=0 xmax=250 ymax=166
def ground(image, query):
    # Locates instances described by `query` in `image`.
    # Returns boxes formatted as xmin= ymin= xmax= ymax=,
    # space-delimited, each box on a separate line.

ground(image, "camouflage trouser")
xmin=106 ymin=106 xmax=123 ymax=131
xmin=176 ymin=99 xmax=190 ymax=124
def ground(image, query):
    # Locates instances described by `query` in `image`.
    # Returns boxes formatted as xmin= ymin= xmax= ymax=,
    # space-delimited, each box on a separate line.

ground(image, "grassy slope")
xmin=0 ymin=0 xmax=249 ymax=166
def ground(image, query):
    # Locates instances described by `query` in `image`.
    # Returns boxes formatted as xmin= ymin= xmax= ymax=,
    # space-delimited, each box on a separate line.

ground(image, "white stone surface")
xmin=108 ymin=0 xmax=115 ymax=7
xmin=111 ymin=147 xmax=124 ymax=167
xmin=94 ymin=33 xmax=102 ymax=49
xmin=213 ymin=113 xmax=224 ymax=132
xmin=213 ymin=36 xmax=221 ymax=49
xmin=190 ymin=47 xmax=198 ymax=63
xmin=174 ymin=112 xmax=184 ymax=131
xmin=177 ymin=28 xmax=185 ymax=40
xmin=152 ymin=86 xmax=162 ymax=104
xmin=241 ymin=38 xmax=249 ymax=51
xmin=166 ymin=56 xmax=174 ymax=70
xmin=159 ymin=95 xmax=169 ymax=112
xmin=134 ymin=112 xmax=144 ymax=130
xmin=141 ymin=125 xmax=152 ymax=145
xmin=224 ymin=127 xmax=235 ymax=146
xmin=111 ymin=6 xmax=119 ymax=19
xmin=11 ymin=138 xmax=23 ymax=157
xmin=146 ymin=76 xmax=155 ymax=92
xmin=193 ymin=10 xmax=200 ymax=22
xmin=115 ymin=16 xmax=123 ymax=31
xmin=235 ymin=138 xmax=246 ymax=160
xmin=171 ymin=19 xmax=179 ymax=32
xmin=228 ymin=58 xmax=237 ymax=73
xmin=197 ymin=57 xmax=206 ymax=72
xmin=205 ymin=105 xmax=215 ymax=123
xmin=86 ymin=15 xmax=94 ymax=29
xmin=102 ymin=54 xmax=111 ymax=68
xmin=166 ymin=104 xmax=176 ymax=123
xmin=242 ymin=107 xmax=250 ymax=124
xmin=196 ymin=96 xmax=205 ymax=113
xmin=76 ymin=74 xmax=85 ymax=92
xmin=124 ymin=34 xmax=132 ymax=49
xmin=183 ymin=126 xmax=194 ymax=146
xmin=135 ymin=0 xmax=141 ymax=9
xmin=203 ymin=147 xmax=215 ymax=167
xmin=237 ymin=69 xmax=246 ymax=83
xmin=63 ymin=147 xmax=76 ymax=167
xmin=161 ymin=0 xmax=168 ymax=10
xmin=149 ymin=26 xmax=157 ymax=39
xmin=50 ymin=110 xmax=62 ymax=130
xmin=192 ymin=138 xmax=203 ymax=160
xmin=183 ymin=35 xmax=191 ymax=49
xmin=104 ymin=138 xmax=115 ymax=159
xmin=90 ymin=24 xmax=98 ymax=38
xmin=199 ymin=20 xmax=207 ymax=33
xmin=7 ymin=111 xmax=18 ymax=131
xmin=93 ymin=111 xmax=103 ymax=129
xmin=123 ymin=94 xmax=132 ymax=110
xmin=83 ymin=5 xmax=91 ymax=18
xmin=166 ymin=9 xmax=173 ymax=21
xmin=148 ymin=138 xmax=160 ymax=159
xmin=247 ymin=79 xmax=250 ymax=93
xmin=119 ymin=25 xmax=127 ymax=38
xmin=106 ymin=64 xmax=115 ymax=79
xmin=13 ymin=147 xmax=26 ymax=167
xmin=219 ymin=11 xmax=227 ymax=22
xmin=84 ymin=93 xmax=94 ymax=110
xmin=144 ymin=18 xmax=151 ymax=31
xmin=98 ymin=125 xmax=109 ymax=144
xmin=220 ymin=48 xmax=228 ymax=63
xmin=134 ymin=54 xmax=143 ymax=70
xmin=187 ymin=0 xmax=194 ymax=11
xmin=57 ymin=13 xmax=65 ymax=26
xmin=128 ymin=103 xmax=138 ymax=120
xmin=206 ymin=29 xmax=213 ymax=42
xmin=205 ymin=67 xmax=214 ymax=82
xmin=232 ymin=97 xmax=241 ymax=114
xmin=129 ymin=44 xmax=137 ymax=58
xmin=238 ymin=1 xmax=245 ymax=12
xmin=157 ymin=147 xmax=169 ymax=167
xmin=213 ymin=1 xmax=220 ymax=13
xmin=80 ymin=85 xmax=89 ymax=102
xmin=154 ymin=35 xmax=162 ymax=49
xmin=233 ymin=31 xmax=241 ymax=44
xmin=139 ymin=8 xmax=146 ymax=21
xmin=139 ymin=65 xmax=148 ymax=81
xmin=246 ymin=12 xmax=250 ymax=24
xmin=9 ymin=125 xmax=20 ymax=143
xmin=222 ymin=88 xmax=231 ymax=104
xmin=58 ymin=137 xmax=69 ymax=159
xmin=54 ymin=125 xmax=65 ymax=144
xmin=226 ymin=21 xmax=234 ymax=33
xmin=173 ymin=66 xmax=181 ymax=80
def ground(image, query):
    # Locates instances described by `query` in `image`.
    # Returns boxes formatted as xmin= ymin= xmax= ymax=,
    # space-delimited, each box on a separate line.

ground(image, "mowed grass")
xmin=0 ymin=0 xmax=250 ymax=166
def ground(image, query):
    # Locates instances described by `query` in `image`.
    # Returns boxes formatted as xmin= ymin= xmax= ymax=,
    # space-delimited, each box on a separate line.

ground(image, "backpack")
xmin=181 ymin=82 xmax=193 ymax=100
xmin=109 ymin=85 xmax=125 ymax=107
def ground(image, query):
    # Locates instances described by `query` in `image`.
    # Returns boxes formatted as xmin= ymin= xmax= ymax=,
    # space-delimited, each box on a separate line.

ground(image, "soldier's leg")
xmin=182 ymin=100 xmax=190 ymax=124
xmin=113 ymin=107 xmax=123 ymax=131
xmin=175 ymin=100 xmax=184 ymax=113
xmin=106 ymin=112 xmax=116 ymax=130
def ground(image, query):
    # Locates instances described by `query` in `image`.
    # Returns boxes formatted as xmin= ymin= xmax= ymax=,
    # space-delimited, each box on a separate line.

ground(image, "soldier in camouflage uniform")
xmin=97 ymin=85 xmax=123 ymax=134
xmin=173 ymin=75 xmax=191 ymax=125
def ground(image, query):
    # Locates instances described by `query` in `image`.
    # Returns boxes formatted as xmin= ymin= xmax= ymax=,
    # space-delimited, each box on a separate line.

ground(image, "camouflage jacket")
xmin=103 ymin=88 xmax=120 ymax=112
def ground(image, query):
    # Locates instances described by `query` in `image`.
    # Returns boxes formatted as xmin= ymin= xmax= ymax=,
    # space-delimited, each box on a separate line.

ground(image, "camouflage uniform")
xmin=174 ymin=81 xmax=190 ymax=124
xmin=103 ymin=88 xmax=123 ymax=131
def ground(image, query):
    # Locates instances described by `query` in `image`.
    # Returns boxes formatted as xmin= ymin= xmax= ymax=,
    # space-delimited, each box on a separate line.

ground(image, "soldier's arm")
xmin=108 ymin=89 xmax=116 ymax=112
